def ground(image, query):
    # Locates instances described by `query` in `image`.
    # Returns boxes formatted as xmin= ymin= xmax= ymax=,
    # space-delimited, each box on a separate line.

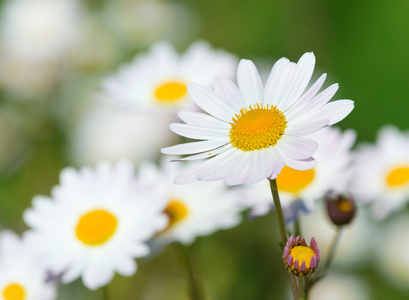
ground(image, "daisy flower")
xmin=161 ymin=52 xmax=354 ymax=186
xmin=100 ymin=40 xmax=238 ymax=111
xmin=0 ymin=230 xmax=56 ymax=300
xmin=351 ymin=125 xmax=409 ymax=218
xmin=138 ymin=159 xmax=243 ymax=245
xmin=239 ymin=127 xmax=356 ymax=218
xmin=23 ymin=160 xmax=168 ymax=290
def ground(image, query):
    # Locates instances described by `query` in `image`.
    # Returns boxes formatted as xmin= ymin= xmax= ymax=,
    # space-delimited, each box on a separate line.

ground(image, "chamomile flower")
xmin=239 ymin=127 xmax=356 ymax=217
xmin=351 ymin=125 xmax=409 ymax=218
xmin=100 ymin=41 xmax=238 ymax=111
xmin=138 ymin=159 xmax=243 ymax=245
xmin=0 ymin=231 xmax=56 ymax=300
xmin=162 ymin=53 xmax=354 ymax=186
xmin=23 ymin=160 xmax=167 ymax=290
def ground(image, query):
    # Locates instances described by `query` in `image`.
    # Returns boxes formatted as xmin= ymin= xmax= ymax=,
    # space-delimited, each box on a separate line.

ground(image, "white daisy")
xmin=138 ymin=158 xmax=243 ymax=245
xmin=351 ymin=125 xmax=409 ymax=218
xmin=100 ymin=40 xmax=238 ymax=111
xmin=162 ymin=53 xmax=354 ymax=186
xmin=0 ymin=230 xmax=56 ymax=300
xmin=23 ymin=160 xmax=168 ymax=290
xmin=240 ymin=127 xmax=356 ymax=217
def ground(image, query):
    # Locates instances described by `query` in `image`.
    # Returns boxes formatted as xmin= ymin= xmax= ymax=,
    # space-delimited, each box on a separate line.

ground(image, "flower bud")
xmin=325 ymin=191 xmax=356 ymax=226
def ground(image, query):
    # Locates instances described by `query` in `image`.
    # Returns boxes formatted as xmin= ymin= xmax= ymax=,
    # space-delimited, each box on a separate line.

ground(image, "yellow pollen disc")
xmin=163 ymin=199 xmax=188 ymax=230
xmin=277 ymin=166 xmax=315 ymax=194
xmin=386 ymin=166 xmax=409 ymax=188
xmin=154 ymin=81 xmax=187 ymax=103
xmin=75 ymin=209 xmax=118 ymax=246
xmin=336 ymin=200 xmax=353 ymax=212
xmin=289 ymin=246 xmax=315 ymax=271
xmin=2 ymin=283 xmax=26 ymax=300
xmin=229 ymin=104 xmax=287 ymax=152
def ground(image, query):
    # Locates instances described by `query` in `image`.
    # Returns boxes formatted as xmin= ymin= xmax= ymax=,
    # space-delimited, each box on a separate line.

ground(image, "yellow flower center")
xmin=386 ymin=166 xmax=409 ymax=188
xmin=75 ymin=209 xmax=118 ymax=246
xmin=277 ymin=166 xmax=315 ymax=194
xmin=336 ymin=199 xmax=353 ymax=212
xmin=229 ymin=104 xmax=287 ymax=152
xmin=163 ymin=199 xmax=188 ymax=230
xmin=154 ymin=81 xmax=187 ymax=103
xmin=2 ymin=283 xmax=26 ymax=300
xmin=289 ymin=246 xmax=315 ymax=271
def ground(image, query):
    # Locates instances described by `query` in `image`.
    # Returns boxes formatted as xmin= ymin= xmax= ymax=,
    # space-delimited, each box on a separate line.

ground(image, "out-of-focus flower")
xmin=101 ymin=41 xmax=237 ymax=111
xmin=162 ymin=53 xmax=354 ymax=186
xmin=105 ymin=0 xmax=197 ymax=47
xmin=23 ymin=160 xmax=167 ymax=290
xmin=69 ymin=41 xmax=237 ymax=166
xmin=324 ymin=191 xmax=356 ymax=226
xmin=309 ymin=273 xmax=370 ymax=300
xmin=283 ymin=235 xmax=320 ymax=277
xmin=138 ymin=158 xmax=243 ymax=245
xmin=237 ymin=127 xmax=356 ymax=219
xmin=0 ymin=231 xmax=57 ymax=300
xmin=351 ymin=125 xmax=409 ymax=219
xmin=0 ymin=0 xmax=83 ymax=96
xmin=376 ymin=214 xmax=409 ymax=289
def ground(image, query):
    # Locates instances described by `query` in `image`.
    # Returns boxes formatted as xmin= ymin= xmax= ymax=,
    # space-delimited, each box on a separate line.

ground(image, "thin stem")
xmin=269 ymin=179 xmax=299 ymax=300
xmin=175 ymin=243 xmax=204 ymax=300
xmin=298 ymin=277 xmax=305 ymax=300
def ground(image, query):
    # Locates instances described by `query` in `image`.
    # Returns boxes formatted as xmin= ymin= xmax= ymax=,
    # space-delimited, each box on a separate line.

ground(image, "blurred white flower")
xmin=0 ymin=230 xmax=57 ymax=300
xmin=139 ymin=158 xmax=243 ymax=245
xmin=239 ymin=127 xmax=356 ymax=218
xmin=23 ymin=160 xmax=167 ymax=290
xmin=309 ymin=273 xmax=370 ymax=300
xmin=351 ymin=125 xmax=409 ymax=218
xmin=376 ymin=213 xmax=409 ymax=289
xmin=101 ymin=40 xmax=238 ymax=111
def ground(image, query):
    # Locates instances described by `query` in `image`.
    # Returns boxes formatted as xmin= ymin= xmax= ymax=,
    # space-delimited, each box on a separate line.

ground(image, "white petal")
xmin=213 ymin=76 xmax=246 ymax=110
xmin=196 ymin=149 xmax=240 ymax=182
xmin=169 ymin=123 xmax=228 ymax=140
xmin=285 ymin=119 xmax=329 ymax=136
xmin=224 ymin=152 xmax=250 ymax=185
xmin=277 ymin=52 xmax=316 ymax=112
xmin=276 ymin=136 xmax=318 ymax=160
xmin=322 ymin=100 xmax=355 ymax=125
xmin=161 ymin=139 xmax=229 ymax=155
xmin=177 ymin=111 xmax=230 ymax=129
xmin=266 ymin=147 xmax=286 ymax=179
xmin=264 ymin=57 xmax=291 ymax=105
xmin=172 ymin=144 xmax=231 ymax=161
xmin=237 ymin=59 xmax=264 ymax=106
xmin=188 ymin=84 xmax=235 ymax=122
xmin=278 ymin=148 xmax=316 ymax=170
xmin=82 ymin=257 xmax=114 ymax=290
xmin=247 ymin=150 xmax=275 ymax=184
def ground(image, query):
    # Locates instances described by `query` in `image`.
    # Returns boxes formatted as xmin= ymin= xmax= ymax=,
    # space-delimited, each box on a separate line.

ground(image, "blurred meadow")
xmin=1 ymin=0 xmax=409 ymax=299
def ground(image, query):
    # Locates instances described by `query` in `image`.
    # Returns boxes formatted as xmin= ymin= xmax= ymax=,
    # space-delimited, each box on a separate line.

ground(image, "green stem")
xmin=175 ymin=243 xmax=204 ymax=300
xmin=269 ymin=179 xmax=299 ymax=300
xmin=102 ymin=285 xmax=110 ymax=300
xmin=298 ymin=277 xmax=305 ymax=300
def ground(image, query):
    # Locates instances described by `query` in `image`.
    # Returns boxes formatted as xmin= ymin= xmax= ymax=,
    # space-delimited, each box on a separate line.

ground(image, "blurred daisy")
xmin=100 ymin=41 xmax=238 ymax=111
xmin=351 ymin=125 xmax=409 ymax=218
xmin=240 ymin=127 xmax=356 ymax=218
xmin=139 ymin=159 xmax=243 ymax=245
xmin=0 ymin=230 xmax=56 ymax=300
xmin=162 ymin=52 xmax=354 ymax=186
xmin=23 ymin=160 xmax=167 ymax=290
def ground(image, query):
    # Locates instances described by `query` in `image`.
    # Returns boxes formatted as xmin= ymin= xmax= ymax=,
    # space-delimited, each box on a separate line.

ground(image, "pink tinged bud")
xmin=289 ymin=235 xmax=295 ymax=246
xmin=283 ymin=247 xmax=290 ymax=259
xmin=295 ymin=236 xmax=300 ymax=245
xmin=294 ymin=260 xmax=299 ymax=271
xmin=301 ymin=237 xmax=306 ymax=246
xmin=300 ymin=261 xmax=306 ymax=272
xmin=310 ymin=256 xmax=315 ymax=268
xmin=287 ymin=255 xmax=293 ymax=266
